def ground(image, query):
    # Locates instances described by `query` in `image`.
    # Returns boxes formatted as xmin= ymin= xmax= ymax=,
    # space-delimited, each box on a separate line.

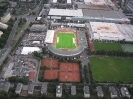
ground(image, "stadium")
xmin=45 ymin=28 xmax=87 ymax=57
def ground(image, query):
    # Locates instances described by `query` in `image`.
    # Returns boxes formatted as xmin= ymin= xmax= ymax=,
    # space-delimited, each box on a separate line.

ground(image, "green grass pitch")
xmin=56 ymin=33 xmax=76 ymax=49
xmin=93 ymin=41 xmax=122 ymax=51
xmin=90 ymin=57 xmax=133 ymax=83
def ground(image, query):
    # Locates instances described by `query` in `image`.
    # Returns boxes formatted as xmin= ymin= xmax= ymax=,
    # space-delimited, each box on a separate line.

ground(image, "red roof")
xmin=29 ymin=72 xmax=35 ymax=80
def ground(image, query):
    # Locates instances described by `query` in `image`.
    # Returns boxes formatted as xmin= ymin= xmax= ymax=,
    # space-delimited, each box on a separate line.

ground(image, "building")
xmin=67 ymin=0 xmax=71 ymax=4
xmin=15 ymin=83 xmax=23 ymax=94
xmin=1 ymin=13 xmax=11 ymax=23
xmin=86 ymin=22 xmax=124 ymax=42
xmin=71 ymin=85 xmax=76 ymax=95
xmin=0 ymin=22 xmax=8 ymax=29
xmin=48 ymin=9 xmax=83 ymax=20
xmin=28 ymin=84 xmax=34 ymax=95
xmin=109 ymin=86 xmax=117 ymax=98
xmin=0 ymin=31 xmax=3 ymax=38
xmin=83 ymin=86 xmax=90 ymax=98
xmin=96 ymin=86 xmax=104 ymax=97
xmin=52 ymin=0 xmax=57 ymax=3
xmin=21 ymin=47 xmax=41 ymax=55
xmin=3 ymin=82 xmax=10 ymax=93
xmin=56 ymin=85 xmax=62 ymax=97
xmin=41 ymin=84 xmax=47 ymax=95
xmin=3 ymin=63 xmax=14 ymax=78
xmin=45 ymin=30 xmax=55 ymax=44
xmin=28 ymin=71 xmax=35 ymax=82
xmin=121 ymin=87 xmax=131 ymax=98
xmin=30 ymin=24 xmax=46 ymax=32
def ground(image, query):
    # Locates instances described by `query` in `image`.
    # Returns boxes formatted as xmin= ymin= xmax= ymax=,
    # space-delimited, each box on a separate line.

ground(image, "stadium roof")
xmin=48 ymin=9 xmax=83 ymax=17
xmin=21 ymin=47 xmax=41 ymax=55
xmin=45 ymin=30 xmax=54 ymax=43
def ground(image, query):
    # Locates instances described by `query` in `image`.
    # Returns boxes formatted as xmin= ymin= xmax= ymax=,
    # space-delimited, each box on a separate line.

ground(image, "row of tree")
xmin=84 ymin=65 xmax=89 ymax=83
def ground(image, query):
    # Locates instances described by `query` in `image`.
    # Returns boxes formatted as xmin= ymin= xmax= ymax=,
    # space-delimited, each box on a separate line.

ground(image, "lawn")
xmin=93 ymin=41 xmax=122 ymax=51
xmin=56 ymin=33 xmax=76 ymax=49
xmin=90 ymin=57 xmax=133 ymax=83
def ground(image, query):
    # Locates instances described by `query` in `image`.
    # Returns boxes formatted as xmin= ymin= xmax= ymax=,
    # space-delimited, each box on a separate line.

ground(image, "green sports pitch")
xmin=90 ymin=57 xmax=133 ymax=83
xmin=56 ymin=33 xmax=76 ymax=49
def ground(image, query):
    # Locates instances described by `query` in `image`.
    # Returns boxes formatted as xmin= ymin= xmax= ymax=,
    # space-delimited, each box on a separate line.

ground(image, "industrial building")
xmin=86 ymin=22 xmax=133 ymax=42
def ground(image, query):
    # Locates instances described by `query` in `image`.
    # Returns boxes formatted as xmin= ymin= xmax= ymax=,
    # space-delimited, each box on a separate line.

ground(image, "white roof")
xmin=45 ymin=30 xmax=55 ymax=43
xmin=32 ymin=41 xmax=40 ymax=44
xmin=21 ymin=47 xmax=41 ymax=55
xmin=90 ymin=22 xmax=124 ymax=39
xmin=84 ymin=0 xmax=106 ymax=5
xmin=67 ymin=0 xmax=71 ymax=3
xmin=53 ymin=0 xmax=57 ymax=3
xmin=49 ymin=9 xmax=83 ymax=17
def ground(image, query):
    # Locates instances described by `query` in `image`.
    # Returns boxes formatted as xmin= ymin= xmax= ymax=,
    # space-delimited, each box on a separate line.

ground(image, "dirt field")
xmin=59 ymin=71 xmax=80 ymax=82
xmin=42 ymin=59 xmax=58 ymax=68
xmin=60 ymin=63 xmax=79 ymax=71
xmin=44 ymin=70 xmax=58 ymax=80
xmin=59 ymin=62 xmax=80 ymax=82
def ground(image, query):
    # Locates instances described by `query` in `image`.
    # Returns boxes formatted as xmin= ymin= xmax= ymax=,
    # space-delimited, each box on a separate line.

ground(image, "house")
xmin=28 ymin=71 xmax=35 ymax=82
xmin=121 ymin=87 xmax=131 ymax=98
xmin=96 ymin=86 xmax=104 ymax=97
xmin=41 ymin=84 xmax=47 ymax=95
xmin=56 ymin=85 xmax=62 ymax=97
xmin=22 ymin=85 xmax=28 ymax=91
xmin=83 ymin=86 xmax=90 ymax=98
xmin=0 ymin=22 xmax=8 ymax=29
xmin=28 ymin=84 xmax=34 ymax=95
xmin=1 ymin=13 xmax=11 ymax=23
xmin=109 ymin=86 xmax=117 ymax=98
xmin=15 ymin=83 xmax=23 ymax=94
xmin=71 ymin=85 xmax=76 ymax=95
xmin=3 ymin=82 xmax=10 ymax=93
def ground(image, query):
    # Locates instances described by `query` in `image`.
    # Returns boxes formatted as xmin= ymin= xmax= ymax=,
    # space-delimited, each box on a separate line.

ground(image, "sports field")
xmin=56 ymin=33 xmax=76 ymax=49
xmin=90 ymin=57 xmax=133 ymax=83
xmin=93 ymin=41 xmax=122 ymax=51
xmin=121 ymin=44 xmax=133 ymax=52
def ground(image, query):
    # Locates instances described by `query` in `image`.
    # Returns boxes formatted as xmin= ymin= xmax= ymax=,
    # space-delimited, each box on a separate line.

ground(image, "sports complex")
xmin=45 ymin=28 xmax=87 ymax=57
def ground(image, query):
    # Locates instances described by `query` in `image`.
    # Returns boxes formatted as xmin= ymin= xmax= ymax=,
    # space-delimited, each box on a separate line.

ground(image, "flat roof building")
xmin=121 ymin=87 xmax=131 ymax=98
xmin=109 ymin=86 xmax=117 ymax=98
xmin=1 ymin=13 xmax=11 ymax=23
xmin=56 ymin=85 xmax=62 ymax=97
xmin=21 ymin=47 xmax=41 ymax=55
xmin=0 ymin=31 xmax=3 ymax=38
xmin=15 ymin=83 xmax=23 ymax=94
xmin=0 ymin=22 xmax=8 ymax=29
xmin=71 ymin=86 xmax=76 ymax=95
xmin=83 ymin=86 xmax=90 ymax=98
xmin=3 ymin=82 xmax=10 ymax=93
xmin=28 ymin=84 xmax=34 ymax=95
xmin=45 ymin=30 xmax=55 ymax=44
xmin=41 ymin=84 xmax=47 ymax=95
xmin=96 ymin=86 xmax=104 ymax=97
xmin=30 ymin=24 xmax=46 ymax=32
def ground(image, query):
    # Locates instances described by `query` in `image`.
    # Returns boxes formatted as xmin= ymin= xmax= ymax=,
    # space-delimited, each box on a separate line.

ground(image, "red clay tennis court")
xmin=44 ymin=70 xmax=58 ymax=80
xmin=60 ymin=63 xmax=79 ymax=71
xmin=42 ymin=59 xmax=58 ymax=68
xmin=59 ymin=71 xmax=80 ymax=82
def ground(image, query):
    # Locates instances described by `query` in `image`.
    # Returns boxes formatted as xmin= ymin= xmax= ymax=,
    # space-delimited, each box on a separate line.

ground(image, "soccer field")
xmin=90 ymin=57 xmax=133 ymax=83
xmin=93 ymin=41 xmax=122 ymax=51
xmin=56 ymin=33 xmax=76 ymax=49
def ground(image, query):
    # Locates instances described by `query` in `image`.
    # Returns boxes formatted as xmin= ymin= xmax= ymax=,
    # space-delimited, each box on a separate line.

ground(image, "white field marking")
xmin=73 ymin=38 xmax=75 ymax=44
xmin=57 ymin=37 xmax=59 ymax=43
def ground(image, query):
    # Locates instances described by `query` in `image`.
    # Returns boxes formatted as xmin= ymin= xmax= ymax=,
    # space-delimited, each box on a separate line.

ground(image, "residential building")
xmin=28 ymin=71 xmax=35 ymax=82
xmin=0 ymin=22 xmax=8 ymax=29
xmin=56 ymin=85 xmax=62 ymax=97
xmin=3 ymin=82 xmax=10 ymax=93
xmin=1 ymin=13 xmax=11 ymax=23
xmin=109 ymin=86 xmax=117 ymax=98
xmin=28 ymin=84 xmax=34 ymax=95
xmin=41 ymin=84 xmax=47 ymax=95
xmin=83 ymin=86 xmax=90 ymax=98
xmin=96 ymin=86 xmax=104 ymax=97
xmin=121 ymin=87 xmax=131 ymax=98
xmin=15 ymin=83 xmax=23 ymax=94
xmin=71 ymin=85 xmax=76 ymax=95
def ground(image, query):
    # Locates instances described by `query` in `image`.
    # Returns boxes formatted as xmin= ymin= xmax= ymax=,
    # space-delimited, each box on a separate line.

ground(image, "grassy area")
xmin=0 ymin=3 xmax=7 ymax=7
xmin=16 ymin=19 xmax=26 ymax=35
xmin=93 ymin=41 xmax=122 ymax=51
xmin=90 ymin=57 xmax=133 ymax=83
xmin=56 ymin=33 xmax=76 ymax=49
